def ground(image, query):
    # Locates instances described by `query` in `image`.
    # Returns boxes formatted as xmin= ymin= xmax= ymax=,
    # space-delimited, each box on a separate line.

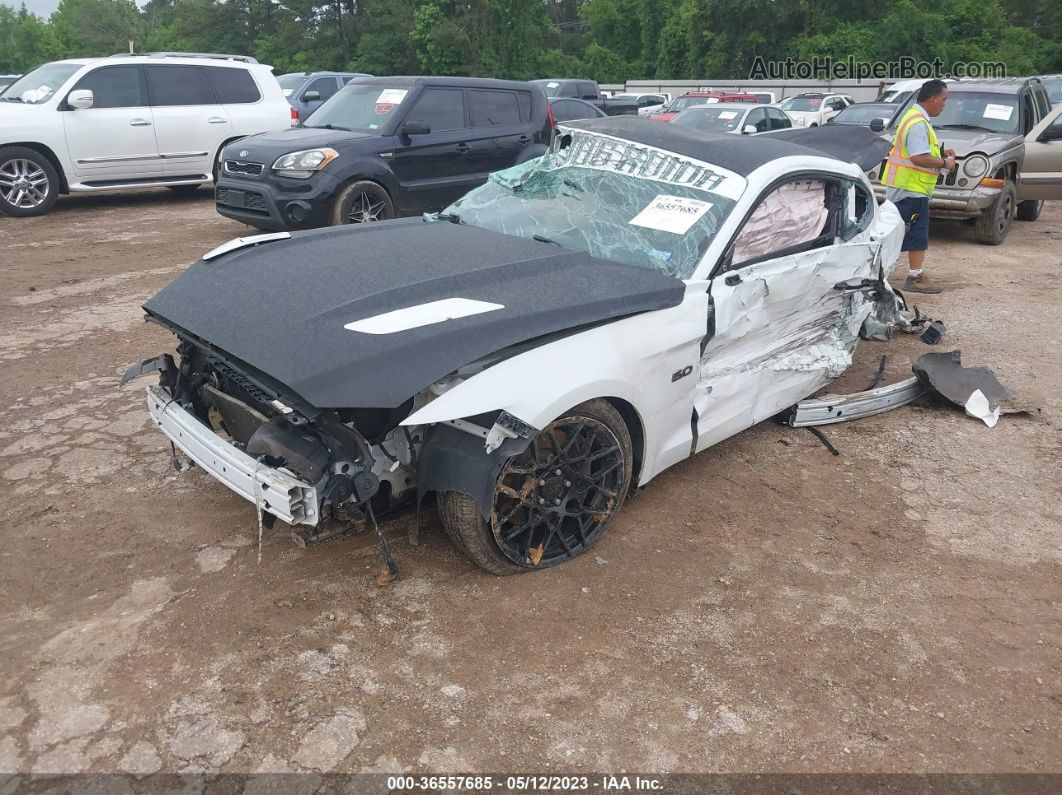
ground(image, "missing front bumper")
xmin=146 ymin=385 xmax=322 ymax=525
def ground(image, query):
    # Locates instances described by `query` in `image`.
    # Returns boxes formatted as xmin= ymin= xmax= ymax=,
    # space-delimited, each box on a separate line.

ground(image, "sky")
xmin=3 ymin=0 xmax=61 ymax=15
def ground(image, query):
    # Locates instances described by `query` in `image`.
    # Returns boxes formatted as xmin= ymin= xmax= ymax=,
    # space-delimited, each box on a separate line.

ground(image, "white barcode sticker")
xmin=629 ymin=195 xmax=713 ymax=235
xmin=983 ymin=103 xmax=1013 ymax=121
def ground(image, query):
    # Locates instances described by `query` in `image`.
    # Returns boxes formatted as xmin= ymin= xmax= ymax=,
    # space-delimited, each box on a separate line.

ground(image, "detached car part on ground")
xmin=868 ymin=79 xmax=1062 ymax=245
xmin=129 ymin=118 xmax=902 ymax=575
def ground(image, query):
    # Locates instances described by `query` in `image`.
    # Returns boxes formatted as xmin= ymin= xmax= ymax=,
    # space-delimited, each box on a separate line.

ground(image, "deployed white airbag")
xmin=732 ymin=180 xmax=828 ymax=263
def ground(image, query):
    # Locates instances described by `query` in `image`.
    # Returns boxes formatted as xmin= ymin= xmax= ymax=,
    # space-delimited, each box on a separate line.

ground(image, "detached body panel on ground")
xmin=135 ymin=119 xmax=902 ymax=574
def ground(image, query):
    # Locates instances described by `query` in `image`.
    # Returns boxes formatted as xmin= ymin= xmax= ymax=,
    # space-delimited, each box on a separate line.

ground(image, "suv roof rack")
xmin=112 ymin=52 xmax=259 ymax=64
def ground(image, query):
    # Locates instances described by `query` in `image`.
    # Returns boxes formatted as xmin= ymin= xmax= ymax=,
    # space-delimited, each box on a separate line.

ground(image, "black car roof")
xmin=347 ymin=75 xmax=536 ymax=91
xmin=561 ymin=116 xmax=874 ymax=176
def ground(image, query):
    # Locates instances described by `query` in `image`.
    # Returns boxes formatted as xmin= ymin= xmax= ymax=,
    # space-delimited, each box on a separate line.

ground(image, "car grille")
xmin=224 ymin=160 xmax=264 ymax=176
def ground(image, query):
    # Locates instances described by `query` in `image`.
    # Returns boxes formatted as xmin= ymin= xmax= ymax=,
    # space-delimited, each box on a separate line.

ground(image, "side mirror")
xmin=400 ymin=118 xmax=431 ymax=136
xmin=869 ymin=118 xmax=886 ymax=132
xmin=1038 ymin=125 xmax=1062 ymax=142
xmin=742 ymin=124 xmax=757 ymax=135
xmin=68 ymin=89 xmax=93 ymax=110
xmin=302 ymin=90 xmax=321 ymax=101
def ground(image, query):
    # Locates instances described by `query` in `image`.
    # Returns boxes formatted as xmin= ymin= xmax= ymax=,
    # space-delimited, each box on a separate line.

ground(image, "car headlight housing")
xmin=962 ymin=154 xmax=989 ymax=179
xmin=272 ymin=148 xmax=339 ymax=178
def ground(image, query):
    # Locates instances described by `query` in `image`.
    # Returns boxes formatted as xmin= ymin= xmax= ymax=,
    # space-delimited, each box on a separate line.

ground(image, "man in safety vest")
xmin=882 ymin=79 xmax=956 ymax=294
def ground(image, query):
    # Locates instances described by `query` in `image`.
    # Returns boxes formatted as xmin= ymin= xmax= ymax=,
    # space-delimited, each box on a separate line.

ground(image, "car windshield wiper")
xmin=937 ymin=123 xmax=994 ymax=131
xmin=0 ymin=96 xmax=24 ymax=102
xmin=306 ymin=123 xmax=353 ymax=131
xmin=437 ymin=212 xmax=463 ymax=224
xmin=532 ymin=234 xmax=561 ymax=245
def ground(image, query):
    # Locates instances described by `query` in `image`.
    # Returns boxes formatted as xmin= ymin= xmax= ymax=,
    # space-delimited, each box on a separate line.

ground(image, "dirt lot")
xmin=0 ymin=189 xmax=1060 ymax=778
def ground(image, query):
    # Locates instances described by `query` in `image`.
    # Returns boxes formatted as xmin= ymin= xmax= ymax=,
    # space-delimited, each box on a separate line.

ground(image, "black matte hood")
xmin=144 ymin=220 xmax=685 ymax=409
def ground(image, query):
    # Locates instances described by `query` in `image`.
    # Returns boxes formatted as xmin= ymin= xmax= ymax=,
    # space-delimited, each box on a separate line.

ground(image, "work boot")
xmin=904 ymin=275 xmax=943 ymax=294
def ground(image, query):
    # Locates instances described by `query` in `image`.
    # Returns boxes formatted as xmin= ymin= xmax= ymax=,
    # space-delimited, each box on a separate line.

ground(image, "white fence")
xmin=610 ymin=78 xmax=890 ymax=102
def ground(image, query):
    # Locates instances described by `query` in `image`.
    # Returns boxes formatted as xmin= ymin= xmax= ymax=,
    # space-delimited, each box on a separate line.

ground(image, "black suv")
xmin=215 ymin=76 xmax=551 ymax=230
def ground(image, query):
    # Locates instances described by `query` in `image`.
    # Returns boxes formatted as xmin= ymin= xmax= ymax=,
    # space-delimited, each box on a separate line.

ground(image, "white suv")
xmin=0 ymin=53 xmax=291 ymax=217
xmin=777 ymin=93 xmax=853 ymax=127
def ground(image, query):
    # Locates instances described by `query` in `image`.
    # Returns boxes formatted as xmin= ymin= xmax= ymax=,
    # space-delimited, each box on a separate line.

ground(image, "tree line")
xmin=1 ymin=0 xmax=1058 ymax=82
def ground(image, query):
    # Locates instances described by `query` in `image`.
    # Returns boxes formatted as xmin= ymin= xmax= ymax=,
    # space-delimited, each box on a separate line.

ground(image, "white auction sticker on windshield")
xmin=376 ymin=89 xmax=408 ymax=105
xmin=547 ymin=81 xmax=559 ymax=88
xmin=718 ymin=111 xmax=738 ymax=119
xmin=629 ymin=195 xmax=713 ymax=235
xmin=983 ymin=103 xmax=1013 ymax=121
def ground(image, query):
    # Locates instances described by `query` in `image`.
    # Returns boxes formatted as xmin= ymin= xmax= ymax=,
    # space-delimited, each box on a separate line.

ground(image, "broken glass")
xmin=442 ymin=132 xmax=743 ymax=279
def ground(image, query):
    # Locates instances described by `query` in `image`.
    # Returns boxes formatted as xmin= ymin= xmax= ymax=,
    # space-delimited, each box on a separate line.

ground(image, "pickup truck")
xmin=531 ymin=79 xmax=639 ymax=116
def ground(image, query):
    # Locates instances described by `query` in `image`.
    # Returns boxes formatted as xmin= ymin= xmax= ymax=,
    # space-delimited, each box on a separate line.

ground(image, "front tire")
xmin=331 ymin=180 xmax=394 ymax=226
xmin=974 ymin=180 xmax=1016 ymax=245
xmin=1015 ymin=199 xmax=1043 ymax=222
xmin=0 ymin=146 xmax=59 ymax=218
xmin=438 ymin=399 xmax=633 ymax=575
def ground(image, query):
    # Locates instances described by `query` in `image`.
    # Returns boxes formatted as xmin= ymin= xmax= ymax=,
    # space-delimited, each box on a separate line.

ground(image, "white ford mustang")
xmin=127 ymin=117 xmax=903 ymax=575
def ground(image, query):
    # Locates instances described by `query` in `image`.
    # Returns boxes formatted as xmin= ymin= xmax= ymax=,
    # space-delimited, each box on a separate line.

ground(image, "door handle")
xmin=725 ymin=273 xmax=742 ymax=286
xmin=455 ymin=143 xmax=472 ymax=153
xmin=129 ymin=118 xmax=152 ymax=127
xmin=207 ymin=117 xmax=228 ymax=124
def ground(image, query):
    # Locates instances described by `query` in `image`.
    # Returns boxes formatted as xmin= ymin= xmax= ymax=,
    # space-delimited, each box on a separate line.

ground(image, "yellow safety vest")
xmin=882 ymin=106 xmax=941 ymax=196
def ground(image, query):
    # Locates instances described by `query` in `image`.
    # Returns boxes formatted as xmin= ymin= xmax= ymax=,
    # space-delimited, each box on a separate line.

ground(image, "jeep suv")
xmin=0 ymin=53 xmax=291 ymax=218
xmin=214 ymin=76 xmax=551 ymax=230
xmin=869 ymin=77 xmax=1062 ymax=245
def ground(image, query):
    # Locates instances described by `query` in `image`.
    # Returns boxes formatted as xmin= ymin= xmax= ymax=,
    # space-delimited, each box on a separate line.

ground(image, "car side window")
xmin=578 ymin=82 xmax=597 ymax=101
xmin=746 ymin=108 xmax=768 ymax=133
xmin=769 ymin=108 xmax=790 ymax=129
xmin=469 ymin=89 xmax=521 ymax=126
xmin=305 ymin=77 xmax=339 ymax=102
xmin=729 ymin=178 xmax=835 ymax=268
xmin=70 ymin=66 xmax=144 ymax=109
xmin=840 ymin=180 xmax=875 ymax=241
xmin=408 ymin=87 xmax=467 ymax=131
xmin=550 ymin=99 xmax=580 ymax=123
xmin=206 ymin=66 xmax=260 ymax=104
xmin=146 ymin=65 xmax=216 ymax=106
xmin=1021 ymin=92 xmax=1036 ymax=135
xmin=557 ymin=83 xmax=578 ymax=98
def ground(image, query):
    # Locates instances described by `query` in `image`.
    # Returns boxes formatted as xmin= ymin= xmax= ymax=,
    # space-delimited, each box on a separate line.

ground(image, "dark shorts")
xmin=894 ymin=195 xmax=930 ymax=252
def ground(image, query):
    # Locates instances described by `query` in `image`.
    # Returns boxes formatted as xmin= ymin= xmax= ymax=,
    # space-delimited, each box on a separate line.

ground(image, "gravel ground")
xmin=0 ymin=189 xmax=1059 ymax=778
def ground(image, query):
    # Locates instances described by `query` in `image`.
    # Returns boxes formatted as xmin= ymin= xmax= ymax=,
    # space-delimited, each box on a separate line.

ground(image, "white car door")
xmin=62 ymin=65 xmax=162 ymax=178
xmin=693 ymin=175 xmax=880 ymax=451
xmin=145 ymin=64 xmax=230 ymax=176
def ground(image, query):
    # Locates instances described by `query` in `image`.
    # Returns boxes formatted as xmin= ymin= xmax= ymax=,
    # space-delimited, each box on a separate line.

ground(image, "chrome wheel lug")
xmin=538 ymin=479 xmax=545 ymax=486
xmin=538 ymin=497 xmax=545 ymax=505
xmin=554 ymin=469 xmax=561 ymax=476
xmin=564 ymin=480 xmax=571 ymax=487
xmin=553 ymin=498 xmax=561 ymax=506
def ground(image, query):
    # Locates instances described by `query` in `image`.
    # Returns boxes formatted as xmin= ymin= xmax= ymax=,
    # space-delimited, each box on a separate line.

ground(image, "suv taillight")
xmin=290 ymin=107 xmax=299 ymax=126
xmin=547 ymin=103 xmax=556 ymax=128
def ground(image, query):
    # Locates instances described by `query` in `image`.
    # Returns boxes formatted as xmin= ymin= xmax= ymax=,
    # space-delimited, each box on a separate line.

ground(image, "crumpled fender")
xmin=402 ymin=285 xmax=711 ymax=480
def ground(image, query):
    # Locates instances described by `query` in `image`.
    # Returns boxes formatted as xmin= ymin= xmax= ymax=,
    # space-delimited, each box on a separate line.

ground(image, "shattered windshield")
xmin=442 ymin=128 xmax=744 ymax=279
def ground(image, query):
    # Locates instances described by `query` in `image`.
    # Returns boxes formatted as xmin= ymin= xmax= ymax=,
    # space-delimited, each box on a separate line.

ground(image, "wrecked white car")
xmin=127 ymin=117 xmax=902 ymax=575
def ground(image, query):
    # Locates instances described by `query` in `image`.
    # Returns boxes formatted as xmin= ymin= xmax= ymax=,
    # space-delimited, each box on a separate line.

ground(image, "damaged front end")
xmin=126 ymin=322 xmax=420 ymax=534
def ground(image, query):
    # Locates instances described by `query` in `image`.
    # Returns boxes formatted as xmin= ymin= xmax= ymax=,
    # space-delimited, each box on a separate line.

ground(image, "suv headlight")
xmin=962 ymin=154 xmax=989 ymax=179
xmin=272 ymin=148 xmax=339 ymax=178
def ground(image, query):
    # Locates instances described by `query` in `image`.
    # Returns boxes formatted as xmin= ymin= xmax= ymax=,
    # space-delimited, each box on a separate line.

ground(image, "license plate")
xmin=223 ymin=189 xmax=246 ymax=208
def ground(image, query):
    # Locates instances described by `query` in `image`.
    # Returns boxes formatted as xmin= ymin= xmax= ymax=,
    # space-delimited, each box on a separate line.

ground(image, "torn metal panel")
xmin=785 ymin=376 xmax=925 ymax=426
xmin=913 ymin=350 xmax=1020 ymax=427
xmin=695 ymin=241 xmax=884 ymax=450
